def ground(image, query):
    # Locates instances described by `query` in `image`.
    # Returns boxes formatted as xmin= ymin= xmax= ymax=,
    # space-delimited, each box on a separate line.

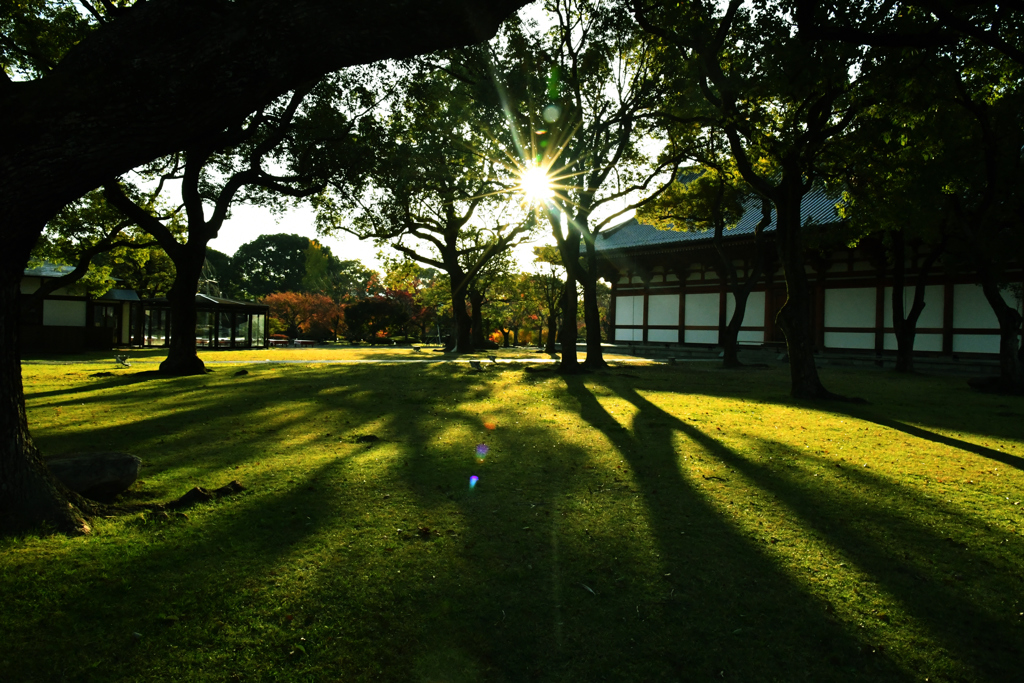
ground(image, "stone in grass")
xmin=48 ymin=452 xmax=142 ymax=499
xmin=355 ymin=434 xmax=380 ymax=443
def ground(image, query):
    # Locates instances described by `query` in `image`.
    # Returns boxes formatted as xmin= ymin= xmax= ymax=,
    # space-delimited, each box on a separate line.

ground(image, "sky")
xmin=208 ymin=194 xmax=638 ymax=276
xmin=198 ymin=1 xmax=653 ymax=277
xmin=209 ymin=203 xmax=385 ymax=270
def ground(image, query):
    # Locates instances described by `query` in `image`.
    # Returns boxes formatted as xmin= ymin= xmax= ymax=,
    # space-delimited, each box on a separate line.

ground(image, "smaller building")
xmin=20 ymin=263 xmax=140 ymax=353
xmin=138 ymin=294 xmax=268 ymax=349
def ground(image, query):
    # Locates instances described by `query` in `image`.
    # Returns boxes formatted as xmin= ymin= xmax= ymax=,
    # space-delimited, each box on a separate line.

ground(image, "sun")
xmin=518 ymin=164 xmax=554 ymax=203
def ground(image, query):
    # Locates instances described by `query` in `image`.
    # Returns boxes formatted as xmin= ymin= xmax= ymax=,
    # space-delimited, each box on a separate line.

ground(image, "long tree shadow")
xmin=560 ymin=375 xmax=910 ymax=681
xmin=601 ymin=363 xmax=1024 ymax=449
xmin=10 ymin=363 xmax=491 ymax=681
xmin=835 ymin=408 xmax=1024 ymax=472
xmin=583 ymin=375 xmax=1023 ymax=682
xmin=3 ymin=458 xmax=361 ymax=681
xmin=12 ymin=360 xmax=1022 ymax=682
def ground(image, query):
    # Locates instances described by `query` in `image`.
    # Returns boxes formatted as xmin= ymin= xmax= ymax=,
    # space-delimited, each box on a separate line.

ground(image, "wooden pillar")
xmin=875 ymin=262 xmax=886 ymax=354
xmin=678 ymin=268 xmax=686 ymax=344
xmin=608 ymin=279 xmax=618 ymax=343
xmin=943 ymin=281 xmax=955 ymax=354
xmin=718 ymin=289 xmax=728 ymax=346
xmin=642 ymin=277 xmax=650 ymax=344
xmin=815 ymin=275 xmax=826 ymax=350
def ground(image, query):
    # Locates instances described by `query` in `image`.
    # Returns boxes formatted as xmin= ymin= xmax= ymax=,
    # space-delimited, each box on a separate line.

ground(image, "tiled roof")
xmin=23 ymin=262 xmax=79 ymax=278
xmin=196 ymin=294 xmax=268 ymax=309
xmin=142 ymin=294 xmax=267 ymax=309
xmin=99 ymin=289 xmax=140 ymax=302
xmin=595 ymin=187 xmax=845 ymax=252
xmin=23 ymin=260 xmax=126 ymax=285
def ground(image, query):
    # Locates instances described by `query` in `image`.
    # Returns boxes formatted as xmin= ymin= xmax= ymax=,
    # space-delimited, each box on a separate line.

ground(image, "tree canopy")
xmin=1 ymin=0 xmax=532 ymax=535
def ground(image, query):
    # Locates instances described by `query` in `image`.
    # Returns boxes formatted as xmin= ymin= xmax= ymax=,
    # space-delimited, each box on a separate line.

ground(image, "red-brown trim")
xmin=943 ymin=281 xmax=954 ymax=354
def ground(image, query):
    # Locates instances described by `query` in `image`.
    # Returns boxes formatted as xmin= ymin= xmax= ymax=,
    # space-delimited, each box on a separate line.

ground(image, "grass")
xmin=3 ymin=347 xmax=1023 ymax=682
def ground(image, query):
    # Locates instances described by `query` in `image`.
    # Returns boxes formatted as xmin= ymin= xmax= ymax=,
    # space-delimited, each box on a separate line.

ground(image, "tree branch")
xmin=28 ymin=219 xmax=132 ymax=303
xmin=103 ymin=182 xmax=182 ymax=258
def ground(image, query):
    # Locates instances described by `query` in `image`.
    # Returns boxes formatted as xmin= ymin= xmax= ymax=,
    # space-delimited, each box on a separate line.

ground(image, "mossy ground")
xmin=3 ymin=347 xmax=1023 ymax=682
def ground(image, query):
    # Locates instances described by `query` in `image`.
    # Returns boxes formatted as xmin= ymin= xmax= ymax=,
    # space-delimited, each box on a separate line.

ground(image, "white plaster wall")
xmin=648 ymin=329 xmax=679 ymax=343
xmin=615 ymin=328 xmax=642 ymax=342
xmin=883 ymin=285 xmax=944 ymax=329
xmin=20 ymin=277 xmax=73 ymax=296
xmin=685 ymin=329 xmax=719 ymax=344
xmin=738 ymin=330 xmax=765 ymax=345
xmin=824 ymin=331 xmax=875 ymax=350
xmin=883 ymin=333 xmax=943 ymax=352
xmin=43 ymin=300 xmax=86 ymax=327
xmin=725 ymin=291 xmax=765 ymax=326
xmin=824 ymin=288 xmax=876 ymax=328
xmin=615 ymin=296 xmax=644 ymax=326
xmin=684 ymin=293 xmax=719 ymax=327
xmin=953 ymin=284 xmax=1014 ymax=329
xmin=953 ymin=334 xmax=1001 ymax=354
xmin=666 ymin=273 xmax=679 ymax=282
xmin=648 ymin=294 xmax=680 ymax=326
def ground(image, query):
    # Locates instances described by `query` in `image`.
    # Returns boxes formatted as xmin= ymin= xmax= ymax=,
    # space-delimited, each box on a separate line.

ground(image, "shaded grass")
xmin=2 ymin=355 xmax=1022 ymax=682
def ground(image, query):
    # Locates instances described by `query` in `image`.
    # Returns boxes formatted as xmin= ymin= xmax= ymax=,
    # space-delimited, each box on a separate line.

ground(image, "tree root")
xmin=101 ymin=480 xmax=246 ymax=516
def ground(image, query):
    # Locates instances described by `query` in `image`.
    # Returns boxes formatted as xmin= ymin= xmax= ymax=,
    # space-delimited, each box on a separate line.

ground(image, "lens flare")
xmin=469 ymin=475 xmax=480 ymax=489
xmin=519 ymin=164 xmax=554 ymax=203
xmin=476 ymin=444 xmax=490 ymax=458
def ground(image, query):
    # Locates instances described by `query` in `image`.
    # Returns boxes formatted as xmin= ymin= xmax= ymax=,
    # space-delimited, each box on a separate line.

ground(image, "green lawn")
xmin=3 ymin=349 xmax=1023 ymax=682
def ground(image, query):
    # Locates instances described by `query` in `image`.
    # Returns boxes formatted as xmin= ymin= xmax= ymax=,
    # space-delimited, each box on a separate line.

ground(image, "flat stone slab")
xmin=48 ymin=452 xmax=141 ymax=499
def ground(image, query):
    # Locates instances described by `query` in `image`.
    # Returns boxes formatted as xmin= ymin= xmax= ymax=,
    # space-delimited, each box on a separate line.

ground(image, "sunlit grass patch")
xmin=3 ymin=359 xmax=1022 ymax=682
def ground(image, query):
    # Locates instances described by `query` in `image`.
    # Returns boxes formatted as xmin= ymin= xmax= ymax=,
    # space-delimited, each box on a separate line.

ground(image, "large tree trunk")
xmin=557 ymin=230 xmax=583 ymax=373
xmin=890 ymin=233 xmax=943 ymax=374
xmin=720 ymin=302 xmax=744 ymax=368
xmin=774 ymin=181 xmax=835 ymax=399
xmin=469 ymin=288 xmax=486 ymax=348
xmin=980 ymin=278 xmax=1024 ymax=391
xmin=580 ymin=233 xmax=608 ymax=370
xmin=160 ymin=245 xmax=207 ymax=375
xmin=715 ymin=198 xmax=770 ymax=369
xmin=545 ymin=313 xmax=558 ymax=355
xmin=0 ymin=237 xmax=94 ymax=535
xmin=449 ymin=284 xmax=473 ymax=353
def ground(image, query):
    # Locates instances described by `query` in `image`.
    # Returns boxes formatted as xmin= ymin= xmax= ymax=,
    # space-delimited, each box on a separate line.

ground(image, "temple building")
xmin=593 ymin=193 xmax=1023 ymax=357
